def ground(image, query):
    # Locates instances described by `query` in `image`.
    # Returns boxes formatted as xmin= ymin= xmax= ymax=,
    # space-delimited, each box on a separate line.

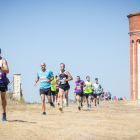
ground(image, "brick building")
xmin=127 ymin=12 xmax=140 ymax=99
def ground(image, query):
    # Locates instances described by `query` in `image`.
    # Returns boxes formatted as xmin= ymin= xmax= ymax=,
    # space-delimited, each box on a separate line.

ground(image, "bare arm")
xmin=34 ymin=77 xmax=39 ymax=86
xmin=1 ymin=59 xmax=9 ymax=73
xmin=74 ymin=86 xmax=76 ymax=90
xmin=65 ymin=71 xmax=73 ymax=81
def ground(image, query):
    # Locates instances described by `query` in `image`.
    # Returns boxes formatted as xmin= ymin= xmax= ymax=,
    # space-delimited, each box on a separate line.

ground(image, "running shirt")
xmin=59 ymin=70 xmax=68 ymax=85
xmin=92 ymin=83 xmax=101 ymax=94
xmin=75 ymin=80 xmax=85 ymax=93
xmin=51 ymin=78 xmax=56 ymax=91
xmin=0 ymin=58 xmax=7 ymax=83
xmin=83 ymin=87 xmax=86 ymax=94
xmin=108 ymin=92 xmax=111 ymax=98
xmin=37 ymin=70 xmax=54 ymax=89
xmin=85 ymin=81 xmax=92 ymax=93
xmin=105 ymin=93 xmax=108 ymax=98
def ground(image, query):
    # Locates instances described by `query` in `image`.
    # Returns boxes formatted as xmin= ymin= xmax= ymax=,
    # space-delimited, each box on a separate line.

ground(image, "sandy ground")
xmin=0 ymin=100 xmax=140 ymax=140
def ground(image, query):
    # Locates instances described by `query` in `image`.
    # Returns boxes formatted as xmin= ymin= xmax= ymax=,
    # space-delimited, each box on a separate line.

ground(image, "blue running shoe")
xmin=2 ymin=113 xmax=6 ymax=121
xmin=89 ymin=105 xmax=92 ymax=108
xmin=50 ymin=103 xmax=55 ymax=108
xmin=41 ymin=112 xmax=46 ymax=115
xmin=98 ymin=102 xmax=99 ymax=106
xmin=87 ymin=105 xmax=89 ymax=108
xmin=95 ymin=105 xmax=97 ymax=107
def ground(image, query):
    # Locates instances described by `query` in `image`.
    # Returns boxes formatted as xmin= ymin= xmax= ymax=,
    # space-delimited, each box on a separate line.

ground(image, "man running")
xmin=57 ymin=63 xmax=73 ymax=111
xmin=51 ymin=73 xmax=57 ymax=104
xmin=74 ymin=76 xmax=85 ymax=110
xmin=108 ymin=91 xmax=112 ymax=101
xmin=0 ymin=48 xmax=9 ymax=121
xmin=55 ymin=75 xmax=59 ymax=104
xmin=92 ymin=78 xmax=102 ymax=107
xmin=85 ymin=76 xmax=93 ymax=108
xmin=34 ymin=63 xmax=54 ymax=115
xmin=101 ymin=88 xmax=104 ymax=101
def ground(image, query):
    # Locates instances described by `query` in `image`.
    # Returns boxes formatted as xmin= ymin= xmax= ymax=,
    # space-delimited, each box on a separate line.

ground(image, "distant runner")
xmin=51 ymin=73 xmax=57 ymax=103
xmin=101 ymin=88 xmax=104 ymax=101
xmin=105 ymin=92 xmax=108 ymax=101
xmin=92 ymin=78 xmax=102 ymax=107
xmin=0 ymin=48 xmax=9 ymax=121
xmin=85 ymin=76 xmax=92 ymax=108
xmin=74 ymin=76 xmax=85 ymax=110
xmin=108 ymin=91 xmax=111 ymax=101
xmin=55 ymin=75 xmax=59 ymax=104
xmin=34 ymin=63 xmax=54 ymax=115
xmin=57 ymin=63 xmax=73 ymax=111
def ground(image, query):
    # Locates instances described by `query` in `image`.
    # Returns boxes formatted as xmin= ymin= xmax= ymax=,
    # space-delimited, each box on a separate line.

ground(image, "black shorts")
xmin=93 ymin=94 xmax=100 ymax=98
xmin=76 ymin=92 xmax=83 ymax=97
xmin=55 ymin=88 xmax=59 ymax=94
xmin=40 ymin=88 xmax=51 ymax=96
xmin=89 ymin=92 xmax=93 ymax=96
xmin=83 ymin=93 xmax=89 ymax=99
xmin=108 ymin=97 xmax=111 ymax=99
xmin=0 ymin=83 xmax=7 ymax=92
xmin=59 ymin=84 xmax=70 ymax=91
xmin=51 ymin=91 xmax=56 ymax=96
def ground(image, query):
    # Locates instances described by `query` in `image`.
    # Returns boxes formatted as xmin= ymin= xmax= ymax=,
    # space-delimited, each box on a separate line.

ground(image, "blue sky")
xmin=0 ymin=0 xmax=140 ymax=103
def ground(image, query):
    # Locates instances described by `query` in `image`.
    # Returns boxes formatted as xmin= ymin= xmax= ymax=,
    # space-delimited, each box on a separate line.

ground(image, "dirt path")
xmin=0 ymin=100 xmax=140 ymax=140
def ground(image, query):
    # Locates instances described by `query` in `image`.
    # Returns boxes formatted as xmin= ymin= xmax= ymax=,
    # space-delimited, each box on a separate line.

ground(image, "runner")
xmin=57 ymin=63 xmax=73 ymax=111
xmin=92 ymin=78 xmax=102 ymax=107
xmin=51 ymin=73 xmax=57 ymax=104
xmin=74 ymin=76 xmax=85 ymax=110
xmin=85 ymin=76 xmax=93 ymax=108
xmin=105 ymin=92 xmax=108 ymax=101
xmin=55 ymin=75 xmax=59 ymax=104
xmin=101 ymin=88 xmax=104 ymax=101
xmin=34 ymin=63 xmax=55 ymax=115
xmin=0 ymin=48 xmax=9 ymax=121
xmin=108 ymin=91 xmax=112 ymax=101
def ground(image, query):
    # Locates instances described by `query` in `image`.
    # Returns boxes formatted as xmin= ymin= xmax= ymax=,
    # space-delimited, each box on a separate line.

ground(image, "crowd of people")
xmin=0 ymin=47 xmax=126 ymax=121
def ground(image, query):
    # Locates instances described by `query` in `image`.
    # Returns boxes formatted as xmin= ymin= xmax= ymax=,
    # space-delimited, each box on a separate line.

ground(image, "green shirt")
xmin=85 ymin=81 xmax=92 ymax=93
xmin=51 ymin=78 xmax=56 ymax=91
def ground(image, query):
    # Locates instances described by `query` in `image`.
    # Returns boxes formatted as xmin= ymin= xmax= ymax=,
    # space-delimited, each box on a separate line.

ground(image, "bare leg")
xmin=56 ymin=94 xmax=58 ymax=103
xmin=89 ymin=96 xmax=91 ymax=105
xmin=97 ymin=96 xmax=100 ymax=104
xmin=53 ymin=95 xmax=55 ymax=103
xmin=65 ymin=90 xmax=69 ymax=104
xmin=47 ymin=95 xmax=52 ymax=103
xmin=1 ymin=92 xmax=7 ymax=113
xmin=40 ymin=94 xmax=45 ymax=112
xmin=59 ymin=88 xmax=64 ymax=107
xmin=76 ymin=95 xmax=80 ymax=106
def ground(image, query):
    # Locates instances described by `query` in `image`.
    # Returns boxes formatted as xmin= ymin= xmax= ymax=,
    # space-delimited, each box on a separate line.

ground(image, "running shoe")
xmin=58 ymin=103 xmax=60 ymax=106
xmin=50 ymin=103 xmax=55 ymax=108
xmin=97 ymin=102 xmax=99 ymax=106
xmin=66 ymin=103 xmax=69 ymax=107
xmin=95 ymin=104 xmax=97 ymax=107
xmin=78 ymin=106 xmax=81 ymax=110
xmin=2 ymin=113 xmax=6 ymax=121
xmin=89 ymin=104 xmax=92 ymax=108
xmin=59 ymin=107 xmax=63 ymax=111
xmin=41 ymin=112 xmax=46 ymax=115
xmin=87 ymin=104 xmax=89 ymax=108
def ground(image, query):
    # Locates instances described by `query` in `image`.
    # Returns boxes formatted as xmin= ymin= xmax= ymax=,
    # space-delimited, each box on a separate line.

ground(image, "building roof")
xmin=127 ymin=12 xmax=140 ymax=18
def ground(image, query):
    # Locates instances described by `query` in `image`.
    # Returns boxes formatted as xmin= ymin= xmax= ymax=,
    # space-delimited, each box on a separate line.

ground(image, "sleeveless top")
xmin=59 ymin=70 xmax=68 ymax=85
xmin=0 ymin=57 xmax=7 ymax=83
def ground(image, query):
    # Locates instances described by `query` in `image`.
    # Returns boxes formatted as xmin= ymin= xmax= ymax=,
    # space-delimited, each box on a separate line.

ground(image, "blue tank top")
xmin=0 ymin=58 xmax=7 ymax=83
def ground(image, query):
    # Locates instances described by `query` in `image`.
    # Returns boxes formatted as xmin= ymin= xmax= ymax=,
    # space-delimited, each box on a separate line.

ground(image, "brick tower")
xmin=127 ymin=12 xmax=140 ymax=99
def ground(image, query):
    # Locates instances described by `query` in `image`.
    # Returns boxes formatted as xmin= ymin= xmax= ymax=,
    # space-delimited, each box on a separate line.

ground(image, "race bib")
xmin=87 ymin=85 xmax=90 ymax=88
xmin=95 ymin=88 xmax=99 ymax=92
xmin=60 ymin=78 xmax=66 ymax=84
xmin=77 ymin=86 xmax=81 ymax=90
xmin=40 ymin=76 xmax=47 ymax=82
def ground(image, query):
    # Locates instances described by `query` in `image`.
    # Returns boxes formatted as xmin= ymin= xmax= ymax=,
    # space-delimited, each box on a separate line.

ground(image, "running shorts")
xmin=93 ymin=94 xmax=100 ymax=98
xmin=59 ymin=84 xmax=70 ymax=91
xmin=83 ymin=93 xmax=89 ymax=99
xmin=76 ymin=92 xmax=83 ymax=97
xmin=89 ymin=92 xmax=93 ymax=96
xmin=51 ymin=91 xmax=56 ymax=96
xmin=55 ymin=88 xmax=59 ymax=94
xmin=0 ymin=83 xmax=7 ymax=92
xmin=40 ymin=88 xmax=51 ymax=96
xmin=108 ymin=96 xmax=111 ymax=99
